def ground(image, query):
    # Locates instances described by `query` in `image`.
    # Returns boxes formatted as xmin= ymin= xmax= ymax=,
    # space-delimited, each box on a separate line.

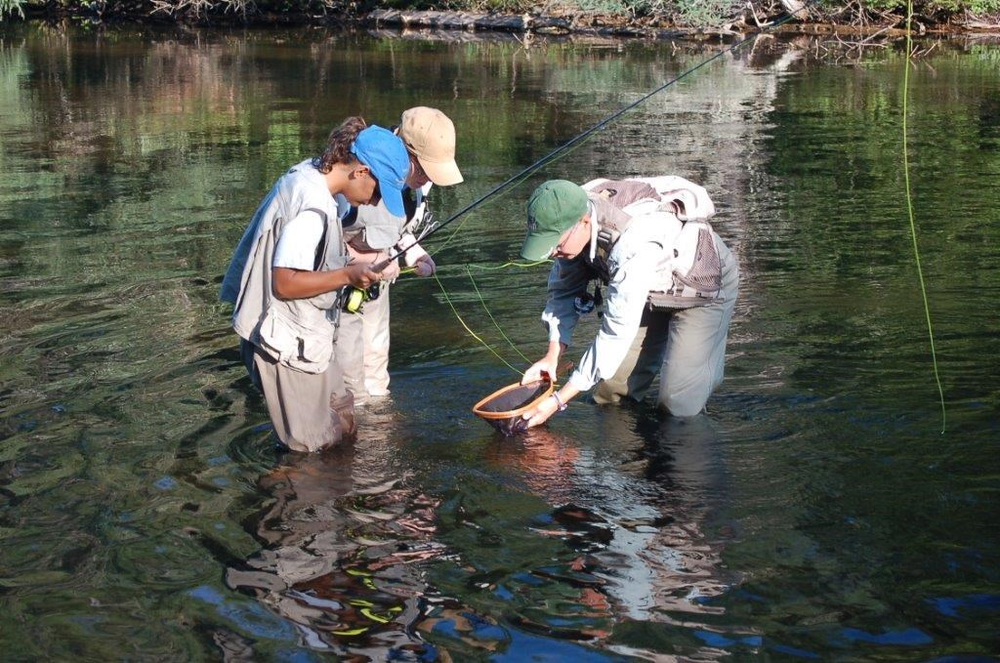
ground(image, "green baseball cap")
xmin=520 ymin=180 xmax=589 ymax=261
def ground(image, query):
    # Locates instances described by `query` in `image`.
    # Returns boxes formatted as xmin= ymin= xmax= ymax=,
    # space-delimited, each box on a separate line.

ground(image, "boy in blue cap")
xmin=221 ymin=118 xmax=411 ymax=452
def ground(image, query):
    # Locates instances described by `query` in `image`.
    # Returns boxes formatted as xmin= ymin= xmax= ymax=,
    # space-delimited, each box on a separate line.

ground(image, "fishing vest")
xmin=581 ymin=177 xmax=724 ymax=310
xmin=341 ymin=186 xmax=426 ymax=251
xmin=221 ymin=161 xmax=349 ymax=374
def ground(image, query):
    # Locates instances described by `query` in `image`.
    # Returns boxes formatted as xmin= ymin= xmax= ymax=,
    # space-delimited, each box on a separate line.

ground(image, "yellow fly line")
xmin=465 ymin=265 xmax=533 ymax=365
xmin=432 ymin=272 xmax=523 ymax=375
xmin=903 ymin=0 xmax=947 ymax=433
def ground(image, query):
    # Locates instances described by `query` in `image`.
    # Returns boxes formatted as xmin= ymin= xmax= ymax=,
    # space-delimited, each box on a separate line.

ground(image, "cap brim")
xmin=520 ymin=230 xmax=560 ymax=261
xmin=419 ymin=157 xmax=463 ymax=187
xmin=380 ymin=184 xmax=406 ymax=218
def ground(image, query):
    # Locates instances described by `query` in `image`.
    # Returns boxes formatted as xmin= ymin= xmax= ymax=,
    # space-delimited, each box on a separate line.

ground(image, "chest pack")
xmin=582 ymin=177 xmax=724 ymax=310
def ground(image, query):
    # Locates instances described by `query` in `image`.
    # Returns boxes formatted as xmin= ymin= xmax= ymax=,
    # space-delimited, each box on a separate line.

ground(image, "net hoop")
xmin=472 ymin=377 xmax=554 ymax=421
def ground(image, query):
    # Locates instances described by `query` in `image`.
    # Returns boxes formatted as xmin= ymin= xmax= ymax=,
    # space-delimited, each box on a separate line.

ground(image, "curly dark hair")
xmin=313 ymin=116 xmax=367 ymax=174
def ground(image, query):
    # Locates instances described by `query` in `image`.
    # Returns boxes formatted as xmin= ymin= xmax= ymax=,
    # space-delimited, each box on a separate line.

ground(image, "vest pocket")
xmin=674 ymin=226 xmax=722 ymax=293
xmin=257 ymin=307 xmax=334 ymax=374
xmin=671 ymin=224 xmax=722 ymax=294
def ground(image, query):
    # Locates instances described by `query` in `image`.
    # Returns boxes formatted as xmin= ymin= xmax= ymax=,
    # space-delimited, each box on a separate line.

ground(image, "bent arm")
xmin=271 ymin=209 xmax=377 ymax=300
xmin=398 ymin=233 xmax=429 ymax=266
xmin=273 ymin=265 xmax=376 ymax=300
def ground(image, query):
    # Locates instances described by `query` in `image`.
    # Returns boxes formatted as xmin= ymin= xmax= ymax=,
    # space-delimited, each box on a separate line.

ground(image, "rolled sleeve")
xmin=568 ymin=243 xmax=660 ymax=392
xmin=273 ymin=210 xmax=326 ymax=270
xmin=540 ymin=258 xmax=589 ymax=346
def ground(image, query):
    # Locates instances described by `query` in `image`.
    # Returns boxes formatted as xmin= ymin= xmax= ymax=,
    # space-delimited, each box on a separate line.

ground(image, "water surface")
xmin=1 ymin=25 xmax=999 ymax=660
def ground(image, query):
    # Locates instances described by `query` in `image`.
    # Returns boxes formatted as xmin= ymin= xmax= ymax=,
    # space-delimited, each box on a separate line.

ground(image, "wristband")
xmin=551 ymin=392 xmax=568 ymax=412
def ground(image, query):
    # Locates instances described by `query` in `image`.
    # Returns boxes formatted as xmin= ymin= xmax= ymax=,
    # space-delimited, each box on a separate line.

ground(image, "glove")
xmin=414 ymin=255 xmax=436 ymax=277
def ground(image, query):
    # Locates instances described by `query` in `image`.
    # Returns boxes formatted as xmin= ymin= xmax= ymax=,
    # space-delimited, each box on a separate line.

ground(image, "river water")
xmin=1 ymin=24 xmax=998 ymax=661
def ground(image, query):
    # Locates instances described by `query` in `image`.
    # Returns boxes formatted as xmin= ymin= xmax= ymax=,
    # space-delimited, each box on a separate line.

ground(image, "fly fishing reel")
xmin=344 ymin=282 xmax=381 ymax=314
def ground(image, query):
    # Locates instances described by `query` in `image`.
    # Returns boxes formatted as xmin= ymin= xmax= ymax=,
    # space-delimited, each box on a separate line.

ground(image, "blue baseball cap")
xmin=351 ymin=125 xmax=410 ymax=218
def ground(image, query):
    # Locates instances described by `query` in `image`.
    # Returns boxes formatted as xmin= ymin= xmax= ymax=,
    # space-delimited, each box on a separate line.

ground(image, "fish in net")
xmin=472 ymin=377 xmax=554 ymax=436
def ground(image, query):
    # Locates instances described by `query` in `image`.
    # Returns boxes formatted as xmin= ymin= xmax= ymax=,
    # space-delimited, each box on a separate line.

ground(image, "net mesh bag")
xmin=685 ymin=226 xmax=722 ymax=292
xmin=472 ymin=377 xmax=554 ymax=436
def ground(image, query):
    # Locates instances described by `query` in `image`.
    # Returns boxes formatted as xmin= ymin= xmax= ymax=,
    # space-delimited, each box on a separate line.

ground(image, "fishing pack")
xmin=582 ymin=176 xmax=724 ymax=312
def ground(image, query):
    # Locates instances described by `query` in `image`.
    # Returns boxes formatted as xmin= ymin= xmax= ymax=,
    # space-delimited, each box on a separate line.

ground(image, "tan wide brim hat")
xmin=399 ymin=106 xmax=464 ymax=187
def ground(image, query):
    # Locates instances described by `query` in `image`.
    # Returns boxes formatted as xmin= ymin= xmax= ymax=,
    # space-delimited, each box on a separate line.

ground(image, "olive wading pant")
xmin=593 ymin=240 xmax=739 ymax=416
xmin=336 ymin=283 xmax=392 ymax=401
xmin=241 ymin=339 xmax=356 ymax=452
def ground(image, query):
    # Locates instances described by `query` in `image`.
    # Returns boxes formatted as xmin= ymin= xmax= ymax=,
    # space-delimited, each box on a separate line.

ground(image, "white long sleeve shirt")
xmin=542 ymin=205 xmax=681 ymax=392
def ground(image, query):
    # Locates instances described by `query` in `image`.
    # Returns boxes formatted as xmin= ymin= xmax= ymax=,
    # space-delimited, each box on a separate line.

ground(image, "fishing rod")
xmin=374 ymin=0 xmax=818 ymax=272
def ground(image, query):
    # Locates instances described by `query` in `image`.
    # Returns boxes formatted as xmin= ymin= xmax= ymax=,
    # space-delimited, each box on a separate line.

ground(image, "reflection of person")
xmin=219 ymin=118 xmax=410 ymax=452
xmin=337 ymin=107 xmax=463 ymax=401
xmin=488 ymin=409 xmax=731 ymax=645
xmin=518 ymin=177 xmax=739 ymax=428
xmin=225 ymin=445 xmax=453 ymax=657
xmin=605 ymin=410 xmax=731 ymax=620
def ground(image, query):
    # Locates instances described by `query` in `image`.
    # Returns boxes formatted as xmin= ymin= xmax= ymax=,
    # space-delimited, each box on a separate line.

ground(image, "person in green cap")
xmin=518 ymin=176 xmax=739 ymax=428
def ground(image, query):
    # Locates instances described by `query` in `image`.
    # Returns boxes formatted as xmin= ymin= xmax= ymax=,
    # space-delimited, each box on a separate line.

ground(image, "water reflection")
xmin=584 ymin=409 xmax=754 ymax=659
xmin=1 ymin=22 xmax=999 ymax=660
xmin=221 ymin=404 xmax=444 ymax=658
xmin=610 ymin=412 xmax=731 ymax=620
xmin=427 ymin=406 xmax=744 ymax=658
xmin=220 ymin=403 xmax=628 ymax=660
xmin=220 ymin=399 xmax=742 ymax=658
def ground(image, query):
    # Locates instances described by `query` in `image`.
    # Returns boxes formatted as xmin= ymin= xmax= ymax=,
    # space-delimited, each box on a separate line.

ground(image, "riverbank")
xmin=361 ymin=8 xmax=1000 ymax=39
xmin=6 ymin=0 xmax=1000 ymax=36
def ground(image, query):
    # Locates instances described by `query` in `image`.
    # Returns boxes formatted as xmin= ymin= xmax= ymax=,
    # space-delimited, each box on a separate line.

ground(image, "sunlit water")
xmin=1 ymin=24 xmax=999 ymax=660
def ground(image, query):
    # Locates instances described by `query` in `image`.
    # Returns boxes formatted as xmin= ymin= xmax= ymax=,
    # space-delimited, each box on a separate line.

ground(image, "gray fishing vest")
xmin=221 ymin=161 xmax=349 ymax=373
xmin=342 ymin=185 xmax=429 ymax=251
xmin=582 ymin=177 xmax=724 ymax=310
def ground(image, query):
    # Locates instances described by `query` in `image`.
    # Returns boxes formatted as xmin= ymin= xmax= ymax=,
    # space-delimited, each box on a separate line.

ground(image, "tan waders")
xmin=593 ymin=237 xmax=739 ymax=416
xmin=242 ymin=340 xmax=356 ymax=452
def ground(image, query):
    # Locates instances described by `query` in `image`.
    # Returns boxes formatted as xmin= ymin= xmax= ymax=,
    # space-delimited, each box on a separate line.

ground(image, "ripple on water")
xmin=225 ymin=425 xmax=283 ymax=474
xmin=112 ymin=531 xmax=221 ymax=590
xmin=1 ymin=31 xmax=998 ymax=661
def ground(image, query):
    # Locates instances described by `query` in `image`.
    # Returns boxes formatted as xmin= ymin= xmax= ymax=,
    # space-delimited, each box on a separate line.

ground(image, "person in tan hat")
xmin=336 ymin=107 xmax=463 ymax=402
xmin=399 ymin=106 xmax=463 ymax=187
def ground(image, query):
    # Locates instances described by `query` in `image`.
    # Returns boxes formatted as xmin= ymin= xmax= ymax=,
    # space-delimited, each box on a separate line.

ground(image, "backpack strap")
xmin=584 ymin=195 xmax=632 ymax=283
